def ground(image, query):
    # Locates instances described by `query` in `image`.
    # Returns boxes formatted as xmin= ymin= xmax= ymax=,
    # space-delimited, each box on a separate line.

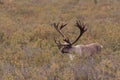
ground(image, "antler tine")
xmin=77 ymin=20 xmax=87 ymax=32
xmin=71 ymin=20 xmax=87 ymax=45
xmin=53 ymin=22 xmax=69 ymax=41
xmin=53 ymin=23 xmax=59 ymax=30
xmin=54 ymin=37 xmax=58 ymax=44
xmin=53 ymin=23 xmax=64 ymax=37
xmin=60 ymin=23 xmax=67 ymax=30
xmin=53 ymin=22 xmax=72 ymax=46
xmin=60 ymin=23 xmax=71 ymax=45
xmin=54 ymin=37 xmax=63 ymax=49
xmin=59 ymin=23 xmax=71 ymax=44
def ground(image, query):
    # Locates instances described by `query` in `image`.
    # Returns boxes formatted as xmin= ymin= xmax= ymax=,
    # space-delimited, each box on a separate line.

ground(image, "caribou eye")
xmin=61 ymin=50 xmax=65 ymax=54
xmin=61 ymin=50 xmax=69 ymax=53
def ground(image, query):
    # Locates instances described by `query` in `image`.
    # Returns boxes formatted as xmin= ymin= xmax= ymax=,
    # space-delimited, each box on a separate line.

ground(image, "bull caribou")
xmin=53 ymin=20 xmax=103 ymax=58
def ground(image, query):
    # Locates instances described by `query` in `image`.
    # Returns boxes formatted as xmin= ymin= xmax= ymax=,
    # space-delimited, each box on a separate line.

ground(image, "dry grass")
xmin=0 ymin=0 xmax=120 ymax=80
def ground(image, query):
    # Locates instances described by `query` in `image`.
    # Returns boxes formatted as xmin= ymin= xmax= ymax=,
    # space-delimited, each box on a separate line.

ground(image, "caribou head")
xmin=53 ymin=20 xmax=103 ymax=56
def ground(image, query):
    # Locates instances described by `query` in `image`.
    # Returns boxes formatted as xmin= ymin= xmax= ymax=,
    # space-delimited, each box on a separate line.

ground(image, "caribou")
xmin=53 ymin=20 xmax=103 ymax=58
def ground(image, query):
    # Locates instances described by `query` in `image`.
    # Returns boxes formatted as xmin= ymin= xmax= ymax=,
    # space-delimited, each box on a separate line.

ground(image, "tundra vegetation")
xmin=0 ymin=0 xmax=120 ymax=80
